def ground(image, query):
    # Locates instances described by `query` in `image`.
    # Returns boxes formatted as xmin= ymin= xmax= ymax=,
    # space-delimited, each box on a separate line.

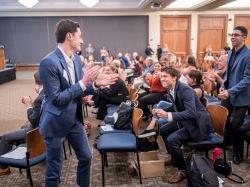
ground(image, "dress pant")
xmin=166 ymin=128 xmax=191 ymax=171
xmin=159 ymin=122 xmax=179 ymax=152
xmin=44 ymin=121 xmax=92 ymax=187
xmin=138 ymin=92 xmax=165 ymax=117
xmin=221 ymin=99 xmax=248 ymax=156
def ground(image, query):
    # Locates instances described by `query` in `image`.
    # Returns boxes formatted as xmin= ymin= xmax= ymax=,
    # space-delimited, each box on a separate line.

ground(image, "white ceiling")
xmin=0 ymin=0 xmax=249 ymax=12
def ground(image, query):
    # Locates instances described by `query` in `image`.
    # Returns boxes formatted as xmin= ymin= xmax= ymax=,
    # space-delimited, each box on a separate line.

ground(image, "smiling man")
xmin=218 ymin=26 xmax=250 ymax=164
xmin=39 ymin=19 xmax=118 ymax=187
xmin=156 ymin=67 xmax=212 ymax=183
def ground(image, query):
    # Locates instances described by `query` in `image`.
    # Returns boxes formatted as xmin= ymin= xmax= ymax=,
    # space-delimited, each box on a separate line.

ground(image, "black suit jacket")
xmin=171 ymin=81 xmax=212 ymax=141
xmin=27 ymin=90 xmax=44 ymax=128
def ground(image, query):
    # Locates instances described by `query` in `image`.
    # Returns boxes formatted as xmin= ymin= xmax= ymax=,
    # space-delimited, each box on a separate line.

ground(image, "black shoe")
xmin=233 ymin=154 xmax=242 ymax=165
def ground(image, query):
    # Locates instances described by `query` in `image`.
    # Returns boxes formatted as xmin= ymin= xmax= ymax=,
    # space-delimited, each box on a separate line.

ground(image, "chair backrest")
xmin=132 ymin=107 xmax=143 ymax=135
xmin=207 ymin=105 xmax=228 ymax=137
xmin=129 ymin=87 xmax=139 ymax=101
xmin=26 ymin=128 xmax=46 ymax=158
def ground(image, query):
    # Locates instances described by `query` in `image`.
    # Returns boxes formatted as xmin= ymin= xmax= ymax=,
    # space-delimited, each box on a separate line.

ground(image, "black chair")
xmin=0 ymin=128 xmax=46 ymax=187
xmin=96 ymin=108 xmax=143 ymax=186
xmin=184 ymin=105 xmax=228 ymax=159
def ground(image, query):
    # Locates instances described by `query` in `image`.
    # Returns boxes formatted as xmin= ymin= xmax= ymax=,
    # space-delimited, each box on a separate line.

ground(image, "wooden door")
xmin=161 ymin=16 xmax=191 ymax=61
xmin=198 ymin=15 xmax=227 ymax=67
xmin=235 ymin=15 xmax=250 ymax=46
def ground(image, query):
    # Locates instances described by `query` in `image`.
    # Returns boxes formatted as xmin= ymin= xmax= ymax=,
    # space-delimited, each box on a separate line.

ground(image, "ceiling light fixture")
xmin=80 ymin=0 xmax=99 ymax=8
xmin=18 ymin=0 xmax=39 ymax=8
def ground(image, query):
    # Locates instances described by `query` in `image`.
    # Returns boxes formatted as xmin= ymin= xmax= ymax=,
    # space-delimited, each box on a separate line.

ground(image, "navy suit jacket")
xmin=171 ymin=81 xmax=212 ymax=141
xmin=39 ymin=48 xmax=94 ymax=138
xmin=224 ymin=45 xmax=250 ymax=106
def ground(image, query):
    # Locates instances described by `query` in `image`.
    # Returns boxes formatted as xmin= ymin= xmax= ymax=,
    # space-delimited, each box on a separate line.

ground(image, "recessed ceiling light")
xmin=218 ymin=0 xmax=250 ymax=9
xmin=167 ymin=0 xmax=207 ymax=9
xmin=80 ymin=0 xmax=99 ymax=8
xmin=18 ymin=0 xmax=39 ymax=8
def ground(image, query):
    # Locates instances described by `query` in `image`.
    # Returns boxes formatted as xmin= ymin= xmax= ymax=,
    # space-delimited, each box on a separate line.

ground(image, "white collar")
xmin=58 ymin=45 xmax=75 ymax=65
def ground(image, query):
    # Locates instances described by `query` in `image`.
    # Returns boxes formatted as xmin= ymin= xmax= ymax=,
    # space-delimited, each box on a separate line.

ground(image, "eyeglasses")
xmin=228 ymin=33 xmax=244 ymax=37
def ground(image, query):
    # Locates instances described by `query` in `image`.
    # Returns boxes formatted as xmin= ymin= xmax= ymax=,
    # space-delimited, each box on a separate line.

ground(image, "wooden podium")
xmin=0 ymin=46 xmax=5 ymax=70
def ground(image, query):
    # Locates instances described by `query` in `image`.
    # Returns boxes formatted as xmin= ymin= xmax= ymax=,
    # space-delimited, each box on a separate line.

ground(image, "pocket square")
xmin=63 ymin=70 xmax=69 ymax=82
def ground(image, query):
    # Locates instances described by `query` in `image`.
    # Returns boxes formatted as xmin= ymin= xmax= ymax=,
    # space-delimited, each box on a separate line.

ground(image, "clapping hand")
xmin=95 ymin=73 xmax=119 ymax=87
xmin=21 ymin=96 xmax=32 ymax=108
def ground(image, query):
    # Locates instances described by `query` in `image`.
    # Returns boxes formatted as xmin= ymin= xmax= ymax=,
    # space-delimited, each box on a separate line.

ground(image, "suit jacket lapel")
xmin=55 ymin=48 xmax=72 ymax=85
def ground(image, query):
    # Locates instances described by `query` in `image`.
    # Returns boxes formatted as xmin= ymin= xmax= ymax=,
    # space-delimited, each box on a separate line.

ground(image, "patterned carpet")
xmin=1 ymin=71 xmax=250 ymax=187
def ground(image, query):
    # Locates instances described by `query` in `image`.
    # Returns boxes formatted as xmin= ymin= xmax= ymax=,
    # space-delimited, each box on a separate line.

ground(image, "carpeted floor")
xmin=1 ymin=71 xmax=250 ymax=187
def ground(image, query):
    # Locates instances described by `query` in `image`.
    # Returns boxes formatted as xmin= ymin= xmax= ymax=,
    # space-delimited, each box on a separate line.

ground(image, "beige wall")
xmin=148 ymin=10 xmax=250 ymax=54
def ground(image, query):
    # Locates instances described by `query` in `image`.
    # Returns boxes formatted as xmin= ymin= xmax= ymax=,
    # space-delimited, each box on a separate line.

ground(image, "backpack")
xmin=186 ymin=154 xmax=219 ymax=187
xmin=114 ymin=102 xmax=133 ymax=130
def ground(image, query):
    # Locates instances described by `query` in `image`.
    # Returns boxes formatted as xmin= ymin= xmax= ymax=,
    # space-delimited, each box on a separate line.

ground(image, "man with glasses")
xmin=218 ymin=26 xmax=250 ymax=164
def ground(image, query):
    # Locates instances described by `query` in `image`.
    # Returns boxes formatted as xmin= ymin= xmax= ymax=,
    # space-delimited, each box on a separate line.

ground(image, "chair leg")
xmin=19 ymin=168 xmax=22 ymax=174
xmin=27 ymin=167 xmax=33 ymax=187
xmin=101 ymin=153 xmax=105 ymax=187
xmin=247 ymin=143 xmax=249 ymax=159
xmin=206 ymin=151 xmax=209 ymax=159
xmin=68 ymin=141 xmax=72 ymax=155
xmin=104 ymin=153 xmax=108 ymax=167
xmin=85 ymin=105 xmax=88 ymax=117
xmin=136 ymin=151 xmax=142 ymax=184
xmin=62 ymin=140 xmax=67 ymax=160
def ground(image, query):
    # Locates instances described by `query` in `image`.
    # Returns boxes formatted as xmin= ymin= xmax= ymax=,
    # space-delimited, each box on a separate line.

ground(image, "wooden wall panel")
xmin=197 ymin=15 xmax=227 ymax=65
xmin=235 ymin=15 xmax=250 ymax=46
xmin=161 ymin=16 xmax=191 ymax=59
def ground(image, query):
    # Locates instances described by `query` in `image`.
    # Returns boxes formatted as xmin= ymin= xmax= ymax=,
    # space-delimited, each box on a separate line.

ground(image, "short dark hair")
xmin=55 ymin=19 xmax=80 ymax=43
xmin=34 ymin=71 xmax=42 ymax=85
xmin=188 ymin=70 xmax=204 ymax=85
xmin=161 ymin=67 xmax=180 ymax=79
xmin=234 ymin=26 xmax=248 ymax=36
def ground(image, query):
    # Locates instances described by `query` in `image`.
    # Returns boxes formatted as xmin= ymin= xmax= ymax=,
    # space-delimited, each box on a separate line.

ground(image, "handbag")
xmin=214 ymin=158 xmax=245 ymax=184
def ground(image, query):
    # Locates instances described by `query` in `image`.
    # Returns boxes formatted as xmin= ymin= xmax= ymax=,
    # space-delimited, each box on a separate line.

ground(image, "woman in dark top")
xmin=187 ymin=70 xmax=206 ymax=106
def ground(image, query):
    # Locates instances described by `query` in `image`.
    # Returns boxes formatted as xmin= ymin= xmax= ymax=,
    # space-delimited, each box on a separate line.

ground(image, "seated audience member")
xmin=203 ymin=54 xmax=227 ymax=94
xmin=155 ymin=67 xmax=212 ymax=183
xmin=143 ymin=70 xmax=206 ymax=133
xmin=187 ymin=70 xmax=204 ymax=99
xmin=94 ymin=65 xmax=129 ymax=120
xmin=0 ymin=72 xmax=44 ymax=175
xmin=112 ymin=59 xmax=127 ymax=82
xmin=179 ymin=55 xmax=197 ymax=84
xmin=142 ymin=57 xmax=154 ymax=74
xmin=138 ymin=63 xmax=165 ymax=119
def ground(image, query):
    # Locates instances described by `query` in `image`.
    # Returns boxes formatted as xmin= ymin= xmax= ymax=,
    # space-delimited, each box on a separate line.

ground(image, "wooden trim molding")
xmin=15 ymin=64 xmax=39 ymax=71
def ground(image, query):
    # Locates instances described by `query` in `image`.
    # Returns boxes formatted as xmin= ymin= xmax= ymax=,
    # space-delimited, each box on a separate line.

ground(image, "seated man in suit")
xmin=0 ymin=71 xmax=44 ymax=175
xmin=155 ymin=67 xmax=213 ymax=183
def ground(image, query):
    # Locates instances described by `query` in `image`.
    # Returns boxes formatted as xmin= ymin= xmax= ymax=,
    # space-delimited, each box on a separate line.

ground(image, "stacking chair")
xmin=184 ymin=105 xmax=228 ymax=159
xmin=96 ymin=108 xmax=143 ymax=186
xmin=0 ymin=128 xmax=46 ymax=187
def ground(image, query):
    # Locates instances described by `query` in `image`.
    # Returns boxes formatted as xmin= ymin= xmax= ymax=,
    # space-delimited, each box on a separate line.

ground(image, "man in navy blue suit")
xmin=155 ymin=67 xmax=212 ymax=183
xmin=39 ymin=19 xmax=118 ymax=187
xmin=218 ymin=26 xmax=250 ymax=164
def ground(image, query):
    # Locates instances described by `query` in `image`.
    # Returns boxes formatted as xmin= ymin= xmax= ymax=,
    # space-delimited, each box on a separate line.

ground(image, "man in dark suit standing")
xmin=39 ymin=19 xmax=118 ymax=187
xmin=155 ymin=67 xmax=212 ymax=183
xmin=218 ymin=26 xmax=250 ymax=164
xmin=0 ymin=71 xmax=44 ymax=175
